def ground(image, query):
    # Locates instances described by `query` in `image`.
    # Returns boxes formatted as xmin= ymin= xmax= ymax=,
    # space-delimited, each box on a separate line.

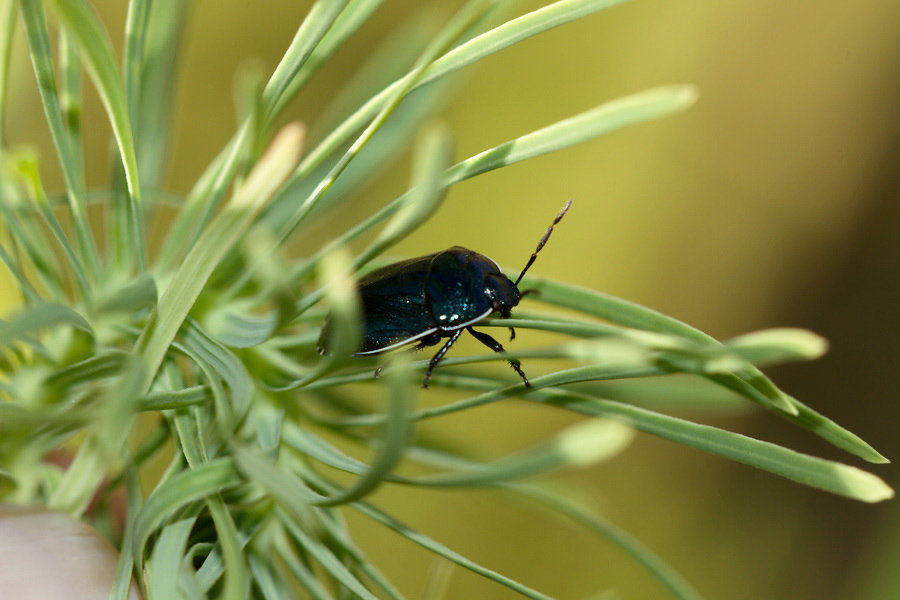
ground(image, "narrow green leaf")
xmin=122 ymin=0 xmax=152 ymax=134
xmin=48 ymin=357 xmax=147 ymax=515
xmin=396 ymin=444 xmax=702 ymax=600
xmin=544 ymin=391 xmax=894 ymax=502
xmin=248 ymin=553 xmax=289 ymax=600
xmin=46 ymin=351 xmax=125 ymax=390
xmin=136 ymin=0 xmax=189 ymax=187
xmin=282 ymin=422 xmax=370 ymax=475
xmin=293 ymin=0 xmax=632 ymax=191
xmin=95 ymin=273 xmax=157 ymax=314
xmin=253 ymin=76 xmax=456 ymax=296
xmin=50 ymin=0 xmax=144 ymax=267
xmin=0 ymin=239 xmax=34 ymax=305
xmin=0 ymin=302 xmax=91 ymax=350
xmin=280 ymin=513 xmax=381 ymax=600
xmin=206 ymin=309 xmax=278 ymax=349
xmin=162 ymin=0 xmax=349 ymax=269
xmin=233 ymin=445 xmax=328 ymax=505
xmin=57 ymin=25 xmax=85 ymax=189
xmin=407 ymin=419 xmax=634 ymax=487
xmin=268 ymin=0 xmax=388 ymax=122
xmin=132 ymin=458 xmax=242 ymax=564
xmin=276 ymin=0 xmax=497 ymax=243
xmin=11 ymin=152 xmax=92 ymax=298
xmin=148 ymin=517 xmax=198 ymax=600
xmin=333 ymin=374 xmax=893 ymax=502
xmin=0 ymin=179 xmax=65 ymax=299
xmin=17 ymin=0 xmax=98 ymax=276
xmin=521 ymin=275 xmax=796 ymax=414
xmin=272 ymin=531 xmax=336 ymax=600
xmin=280 ymin=248 xmax=361 ymax=390
xmin=292 ymin=86 xmax=697 ymax=300
xmin=140 ymin=385 xmax=211 ymax=412
xmin=723 ymin=327 xmax=829 ymax=367
xmin=0 ymin=0 xmax=16 ymax=147
xmin=207 ymin=497 xmax=251 ymax=600
xmin=519 ymin=277 xmax=891 ymax=464
xmin=193 ymin=545 xmax=225 ymax=595
xmin=182 ymin=320 xmax=254 ymax=430
xmin=355 ymin=122 xmax=454 ymax=268
xmin=506 ymin=483 xmax=703 ymax=600
xmin=262 ymin=0 xmax=351 ymax=120
xmin=316 ymin=353 xmax=414 ymax=505
xmin=109 ymin=459 xmax=142 ymax=600
xmin=133 ymin=124 xmax=304 ymax=397
xmin=312 ymin=507 xmax=409 ymax=600
xmin=170 ymin=402 xmax=211 ymax=470
xmin=447 ymin=85 xmax=697 ymax=181
xmin=785 ymin=399 xmax=889 ymax=465
xmin=351 ymin=500 xmax=557 ymax=600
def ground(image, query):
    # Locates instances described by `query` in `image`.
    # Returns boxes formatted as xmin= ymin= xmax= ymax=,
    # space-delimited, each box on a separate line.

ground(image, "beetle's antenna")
xmin=514 ymin=199 xmax=572 ymax=286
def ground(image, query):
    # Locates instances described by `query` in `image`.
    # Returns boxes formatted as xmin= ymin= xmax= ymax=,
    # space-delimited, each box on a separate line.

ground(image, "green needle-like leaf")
xmin=17 ymin=0 xmax=98 ymax=277
xmin=315 ymin=353 xmax=414 ymax=505
xmin=0 ymin=302 xmax=91 ymax=350
xmin=134 ymin=124 xmax=304 ymax=394
xmin=50 ymin=0 xmax=144 ymax=267
xmin=293 ymin=0 xmax=632 ymax=192
xmin=132 ymin=459 xmax=242 ymax=564
xmin=0 ymin=0 xmax=16 ymax=147
xmin=355 ymin=122 xmax=454 ymax=268
xmin=147 ymin=516 xmax=198 ymax=600
xmin=406 ymin=419 xmax=635 ymax=487
xmin=351 ymin=499 xmax=558 ymax=600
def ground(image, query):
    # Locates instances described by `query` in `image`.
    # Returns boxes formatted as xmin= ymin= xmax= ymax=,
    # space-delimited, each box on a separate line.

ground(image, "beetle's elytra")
xmin=318 ymin=200 xmax=572 ymax=388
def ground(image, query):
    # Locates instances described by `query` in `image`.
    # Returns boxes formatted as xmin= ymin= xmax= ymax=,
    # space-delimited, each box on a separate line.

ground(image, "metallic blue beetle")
xmin=319 ymin=201 xmax=571 ymax=388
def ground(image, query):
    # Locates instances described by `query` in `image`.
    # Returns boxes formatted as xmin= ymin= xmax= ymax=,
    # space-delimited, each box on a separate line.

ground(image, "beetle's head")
xmin=484 ymin=273 xmax=520 ymax=317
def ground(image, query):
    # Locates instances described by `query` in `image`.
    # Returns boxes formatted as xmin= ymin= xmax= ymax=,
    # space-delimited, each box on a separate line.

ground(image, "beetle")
xmin=318 ymin=200 xmax=572 ymax=388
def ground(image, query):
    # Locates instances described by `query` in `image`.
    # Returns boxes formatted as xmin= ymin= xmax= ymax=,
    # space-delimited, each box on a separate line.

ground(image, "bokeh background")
xmin=3 ymin=0 xmax=899 ymax=598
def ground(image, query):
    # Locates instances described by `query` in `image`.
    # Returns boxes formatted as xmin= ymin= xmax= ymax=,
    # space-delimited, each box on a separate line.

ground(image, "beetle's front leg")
xmin=500 ymin=308 xmax=516 ymax=341
xmin=423 ymin=329 xmax=463 ymax=388
xmin=466 ymin=326 xmax=531 ymax=387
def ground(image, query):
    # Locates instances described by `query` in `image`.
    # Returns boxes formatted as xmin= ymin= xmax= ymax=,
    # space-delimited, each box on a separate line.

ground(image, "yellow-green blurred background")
xmin=4 ymin=0 xmax=899 ymax=598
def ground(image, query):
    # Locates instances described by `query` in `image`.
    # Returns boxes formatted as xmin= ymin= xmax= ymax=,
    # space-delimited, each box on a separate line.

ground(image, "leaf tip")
xmin=555 ymin=419 xmax=635 ymax=467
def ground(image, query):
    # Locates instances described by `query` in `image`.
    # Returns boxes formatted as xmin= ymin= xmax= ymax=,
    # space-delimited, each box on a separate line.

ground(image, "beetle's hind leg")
xmin=423 ymin=329 xmax=463 ymax=389
xmin=374 ymin=332 xmax=442 ymax=380
xmin=466 ymin=326 xmax=531 ymax=387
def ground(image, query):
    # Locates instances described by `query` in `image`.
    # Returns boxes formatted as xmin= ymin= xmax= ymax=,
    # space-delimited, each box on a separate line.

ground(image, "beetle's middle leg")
xmin=423 ymin=329 xmax=463 ymax=389
xmin=466 ymin=326 xmax=531 ymax=387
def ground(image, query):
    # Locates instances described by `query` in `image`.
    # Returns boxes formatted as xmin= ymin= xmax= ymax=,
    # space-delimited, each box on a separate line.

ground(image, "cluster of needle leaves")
xmin=0 ymin=1 xmax=892 ymax=599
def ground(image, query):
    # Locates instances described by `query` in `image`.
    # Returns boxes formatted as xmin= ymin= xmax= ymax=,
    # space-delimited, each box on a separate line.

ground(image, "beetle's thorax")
xmin=423 ymin=247 xmax=520 ymax=330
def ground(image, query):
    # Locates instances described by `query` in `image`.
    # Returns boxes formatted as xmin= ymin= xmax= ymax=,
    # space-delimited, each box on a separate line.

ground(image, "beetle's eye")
xmin=484 ymin=288 xmax=502 ymax=312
